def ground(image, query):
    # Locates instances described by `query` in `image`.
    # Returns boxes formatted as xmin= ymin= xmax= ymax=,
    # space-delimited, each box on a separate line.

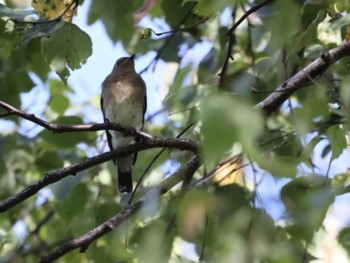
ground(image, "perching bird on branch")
xmin=101 ymin=54 xmax=147 ymax=193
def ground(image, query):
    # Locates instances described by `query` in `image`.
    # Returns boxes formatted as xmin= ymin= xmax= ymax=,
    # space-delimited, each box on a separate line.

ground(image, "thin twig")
xmin=128 ymin=122 xmax=196 ymax=205
xmin=219 ymin=0 xmax=275 ymax=88
xmin=218 ymin=7 xmax=236 ymax=89
xmin=198 ymin=213 xmax=209 ymax=261
xmin=149 ymin=17 xmax=209 ymax=37
xmin=140 ymin=4 xmax=196 ymax=74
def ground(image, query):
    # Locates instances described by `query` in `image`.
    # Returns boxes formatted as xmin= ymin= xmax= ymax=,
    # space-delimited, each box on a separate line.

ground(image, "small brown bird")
xmin=101 ymin=55 xmax=147 ymax=193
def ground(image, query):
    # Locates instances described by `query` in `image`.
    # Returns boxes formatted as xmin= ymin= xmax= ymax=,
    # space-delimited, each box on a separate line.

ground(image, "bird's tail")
xmin=117 ymin=156 xmax=133 ymax=193
xmin=117 ymin=168 xmax=133 ymax=193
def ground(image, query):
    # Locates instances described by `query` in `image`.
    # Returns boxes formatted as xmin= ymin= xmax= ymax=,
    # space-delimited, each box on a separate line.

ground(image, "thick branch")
xmin=38 ymin=155 xmax=201 ymax=263
xmin=0 ymin=138 xmax=198 ymax=212
xmin=256 ymin=40 xmax=350 ymax=115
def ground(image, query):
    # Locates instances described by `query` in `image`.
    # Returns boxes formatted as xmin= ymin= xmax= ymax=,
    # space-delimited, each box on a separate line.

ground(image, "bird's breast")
xmin=110 ymin=81 xmax=134 ymax=102
xmin=103 ymin=81 xmax=144 ymax=131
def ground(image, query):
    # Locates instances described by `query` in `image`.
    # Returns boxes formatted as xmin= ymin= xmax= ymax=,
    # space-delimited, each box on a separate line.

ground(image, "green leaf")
xmin=214 ymin=184 xmax=252 ymax=220
xmin=162 ymin=1 xmax=199 ymax=26
xmin=335 ymin=0 xmax=350 ymax=12
xmin=0 ymin=19 xmax=19 ymax=58
xmin=294 ymin=10 xmax=327 ymax=52
xmin=298 ymin=136 xmax=324 ymax=163
xmin=88 ymin=0 xmax=142 ymax=44
xmin=281 ymin=175 xmax=335 ymax=241
xmin=268 ymin=0 xmax=301 ymax=48
xmin=200 ymin=92 xmax=263 ymax=165
xmin=0 ymin=69 xmax=34 ymax=108
xmin=49 ymin=94 xmax=70 ymax=114
xmin=164 ymin=65 xmax=192 ymax=108
xmin=57 ymin=183 xmax=90 ymax=222
xmin=177 ymin=190 xmax=213 ymax=242
xmin=164 ymin=36 xmax=186 ymax=62
xmin=129 ymin=220 xmax=173 ymax=262
xmin=48 ymin=79 xmax=71 ymax=114
xmin=2 ymin=37 xmax=51 ymax=82
xmin=35 ymin=150 xmax=63 ymax=174
xmin=326 ymin=125 xmax=347 ymax=160
xmin=41 ymin=22 xmax=92 ymax=82
xmin=49 ymin=78 xmax=71 ymax=93
xmin=184 ymin=0 xmax=248 ymax=17
xmin=95 ymin=201 xmax=122 ymax=225
xmin=256 ymin=155 xmax=298 ymax=178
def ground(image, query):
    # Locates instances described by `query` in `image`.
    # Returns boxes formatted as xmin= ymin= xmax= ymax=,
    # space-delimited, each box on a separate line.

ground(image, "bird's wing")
xmin=133 ymin=81 xmax=147 ymax=165
xmin=142 ymin=93 xmax=147 ymax=127
xmin=101 ymin=95 xmax=117 ymax=164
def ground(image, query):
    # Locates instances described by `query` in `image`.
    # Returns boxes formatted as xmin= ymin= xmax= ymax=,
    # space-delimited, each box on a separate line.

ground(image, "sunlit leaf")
xmin=31 ymin=0 xmax=77 ymax=22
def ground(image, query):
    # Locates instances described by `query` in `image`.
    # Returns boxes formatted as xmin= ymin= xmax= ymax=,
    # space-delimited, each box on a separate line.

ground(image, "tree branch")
xmin=218 ymin=7 xmax=236 ymax=89
xmin=38 ymin=155 xmax=201 ymax=263
xmin=256 ymin=40 xmax=350 ymax=115
xmin=0 ymin=99 xmax=152 ymax=140
xmin=218 ymin=0 xmax=275 ymax=88
xmin=147 ymin=17 xmax=209 ymax=37
xmin=0 ymin=137 xmax=198 ymax=212
xmin=140 ymin=3 xmax=197 ymax=74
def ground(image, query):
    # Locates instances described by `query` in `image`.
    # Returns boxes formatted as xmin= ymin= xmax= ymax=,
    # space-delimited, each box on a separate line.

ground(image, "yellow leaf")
xmin=346 ymin=25 xmax=350 ymax=41
xmin=31 ymin=0 xmax=77 ymax=22
xmin=213 ymin=155 xmax=244 ymax=186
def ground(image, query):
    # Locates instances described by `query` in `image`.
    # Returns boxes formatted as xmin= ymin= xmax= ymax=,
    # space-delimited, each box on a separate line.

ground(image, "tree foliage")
xmin=1 ymin=0 xmax=350 ymax=262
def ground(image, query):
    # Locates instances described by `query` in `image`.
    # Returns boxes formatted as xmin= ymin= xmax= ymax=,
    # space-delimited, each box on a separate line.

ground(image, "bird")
xmin=100 ymin=54 xmax=147 ymax=193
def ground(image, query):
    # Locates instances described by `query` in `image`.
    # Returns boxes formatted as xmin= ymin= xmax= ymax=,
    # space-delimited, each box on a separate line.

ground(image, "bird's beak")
xmin=129 ymin=54 xmax=135 ymax=60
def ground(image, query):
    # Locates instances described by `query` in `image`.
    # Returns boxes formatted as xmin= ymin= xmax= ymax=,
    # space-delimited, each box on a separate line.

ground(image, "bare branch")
xmin=218 ymin=8 xmax=236 ymax=89
xmin=0 ymin=137 xmax=198 ymax=212
xmin=38 ymin=155 xmax=201 ymax=263
xmin=256 ymin=40 xmax=350 ymax=115
xmin=148 ymin=17 xmax=209 ymax=37
xmin=140 ymin=2 xmax=197 ymax=74
xmin=0 ymin=99 xmax=152 ymax=140
xmin=128 ymin=121 xmax=196 ymax=205
xmin=219 ymin=0 xmax=275 ymax=88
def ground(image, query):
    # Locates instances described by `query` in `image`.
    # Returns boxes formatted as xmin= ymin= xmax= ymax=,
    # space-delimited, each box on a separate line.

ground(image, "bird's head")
xmin=112 ymin=55 xmax=135 ymax=73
